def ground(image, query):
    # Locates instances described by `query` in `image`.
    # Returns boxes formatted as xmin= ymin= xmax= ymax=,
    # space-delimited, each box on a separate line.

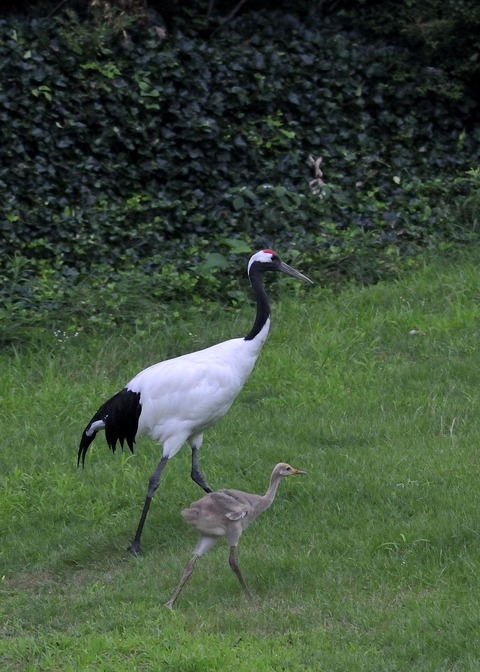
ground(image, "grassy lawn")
xmin=1 ymin=251 xmax=479 ymax=671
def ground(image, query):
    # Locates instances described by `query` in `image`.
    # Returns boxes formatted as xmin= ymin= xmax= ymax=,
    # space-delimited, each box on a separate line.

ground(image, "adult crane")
xmin=78 ymin=249 xmax=312 ymax=556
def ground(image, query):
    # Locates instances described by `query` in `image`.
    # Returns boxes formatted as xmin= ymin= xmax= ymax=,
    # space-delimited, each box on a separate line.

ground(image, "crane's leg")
xmin=191 ymin=444 xmax=212 ymax=493
xmin=165 ymin=554 xmax=199 ymax=609
xmin=128 ymin=455 xmax=168 ymax=556
xmin=228 ymin=546 xmax=252 ymax=598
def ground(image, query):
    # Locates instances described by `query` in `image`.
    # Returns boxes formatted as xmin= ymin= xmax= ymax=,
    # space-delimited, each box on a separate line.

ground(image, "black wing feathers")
xmin=78 ymin=389 xmax=142 ymax=467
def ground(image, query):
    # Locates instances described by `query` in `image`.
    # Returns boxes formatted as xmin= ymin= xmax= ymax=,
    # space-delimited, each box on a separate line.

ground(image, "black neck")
xmin=245 ymin=263 xmax=271 ymax=341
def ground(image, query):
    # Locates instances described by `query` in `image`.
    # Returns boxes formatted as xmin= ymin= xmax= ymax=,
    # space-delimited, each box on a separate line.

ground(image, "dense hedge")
xmin=351 ymin=0 xmax=480 ymax=102
xmin=1 ymin=7 xmax=479 ymax=337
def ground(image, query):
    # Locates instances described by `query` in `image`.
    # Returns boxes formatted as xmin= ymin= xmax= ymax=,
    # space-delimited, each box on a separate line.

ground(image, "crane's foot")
xmin=127 ymin=541 xmax=143 ymax=557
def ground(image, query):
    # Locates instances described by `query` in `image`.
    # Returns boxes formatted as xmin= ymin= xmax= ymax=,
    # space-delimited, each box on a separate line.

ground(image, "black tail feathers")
xmin=78 ymin=389 xmax=142 ymax=467
xmin=78 ymin=429 xmax=97 ymax=468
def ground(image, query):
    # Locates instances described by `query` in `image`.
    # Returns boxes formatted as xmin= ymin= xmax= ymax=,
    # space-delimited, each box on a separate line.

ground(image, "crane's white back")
xmin=129 ymin=325 xmax=270 ymax=458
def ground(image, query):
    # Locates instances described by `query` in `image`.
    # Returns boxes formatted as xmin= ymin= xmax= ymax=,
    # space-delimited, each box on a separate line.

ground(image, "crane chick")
xmin=166 ymin=462 xmax=306 ymax=608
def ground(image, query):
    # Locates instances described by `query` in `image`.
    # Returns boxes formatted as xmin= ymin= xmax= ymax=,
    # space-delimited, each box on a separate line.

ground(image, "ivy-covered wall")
xmin=1 ymin=6 xmax=479 ymax=330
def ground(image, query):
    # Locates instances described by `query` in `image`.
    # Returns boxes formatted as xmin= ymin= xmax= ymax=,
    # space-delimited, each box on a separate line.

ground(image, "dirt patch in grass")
xmin=4 ymin=570 xmax=58 ymax=592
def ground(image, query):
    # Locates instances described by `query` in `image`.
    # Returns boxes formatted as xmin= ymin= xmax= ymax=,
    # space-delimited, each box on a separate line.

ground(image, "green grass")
xmin=2 ymin=251 xmax=480 ymax=671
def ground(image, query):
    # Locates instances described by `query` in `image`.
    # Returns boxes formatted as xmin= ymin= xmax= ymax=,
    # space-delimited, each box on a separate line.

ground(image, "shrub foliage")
xmin=0 ymin=5 xmax=479 ymax=337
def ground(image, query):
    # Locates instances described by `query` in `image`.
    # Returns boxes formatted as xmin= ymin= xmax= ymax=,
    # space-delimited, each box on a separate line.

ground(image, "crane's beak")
xmin=278 ymin=261 xmax=313 ymax=284
xmin=291 ymin=468 xmax=307 ymax=476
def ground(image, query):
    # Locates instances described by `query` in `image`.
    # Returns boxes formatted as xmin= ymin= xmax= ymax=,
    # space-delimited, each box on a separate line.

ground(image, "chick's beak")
xmin=291 ymin=468 xmax=307 ymax=476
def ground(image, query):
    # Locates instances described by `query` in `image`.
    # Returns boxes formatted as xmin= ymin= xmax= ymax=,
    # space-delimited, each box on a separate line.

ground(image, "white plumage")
xmin=79 ymin=249 xmax=312 ymax=555
xmin=130 ymin=328 xmax=267 ymax=455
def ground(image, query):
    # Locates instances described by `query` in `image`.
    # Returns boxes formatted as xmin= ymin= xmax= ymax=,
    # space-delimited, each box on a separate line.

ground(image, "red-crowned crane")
xmin=78 ymin=250 xmax=312 ymax=556
xmin=166 ymin=462 xmax=306 ymax=609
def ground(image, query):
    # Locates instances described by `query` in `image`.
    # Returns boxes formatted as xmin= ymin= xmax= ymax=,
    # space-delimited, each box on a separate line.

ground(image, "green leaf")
xmin=232 ymin=196 xmax=245 ymax=211
xmin=224 ymin=239 xmax=251 ymax=254
xmin=197 ymin=253 xmax=229 ymax=272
